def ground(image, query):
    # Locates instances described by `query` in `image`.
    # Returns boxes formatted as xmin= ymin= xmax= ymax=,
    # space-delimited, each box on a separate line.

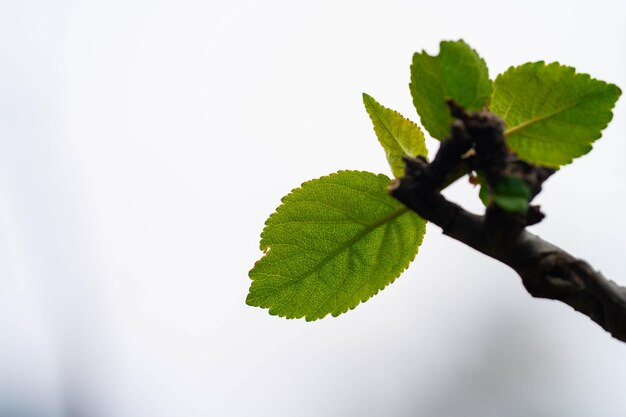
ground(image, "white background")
xmin=1 ymin=0 xmax=625 ymax=416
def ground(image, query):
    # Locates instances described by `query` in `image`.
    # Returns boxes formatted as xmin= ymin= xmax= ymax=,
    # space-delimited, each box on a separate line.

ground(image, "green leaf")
xmin=491 ymin=62 xmax=622 ymax=167
xmin=247 ymin=170 xmax=426 ymax=321
xmin=410 ymin=40 xmax=492 ymax=140
xmin=362 ymin=93 xmax=428 ymax=177
xmin=492 ymin=176 xmax=531 ymax=213
xmin=479 ymin=183 xmax=490 ymax=206
xmin=475 ymin=171 xmax=490 ymax=206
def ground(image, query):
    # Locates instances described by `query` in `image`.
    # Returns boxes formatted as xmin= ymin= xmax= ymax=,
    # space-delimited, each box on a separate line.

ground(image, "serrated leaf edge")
xmin=247 ymin=170 xmax=427 ymax=321
xmin=493 ymin=61 xmax=622 ymax=166
xmin=362 ymin=93 xmax=427 ymax=177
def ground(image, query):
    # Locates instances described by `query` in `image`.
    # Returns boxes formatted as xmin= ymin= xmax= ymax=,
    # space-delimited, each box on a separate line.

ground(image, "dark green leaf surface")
xmin=247 ymin=171 xmax=426 ymax=320
xmin=475 ymin=171 xmax=490 ymax=206
xmin=362 ymin=93 xmax=428 ymax=177
xmin=410 ymin=40 xmax=492 ymax=140
xmin=493 ymin=176 xmax=531 ymax=213
xmin=491 ymin=62 xmax=622 ymax=167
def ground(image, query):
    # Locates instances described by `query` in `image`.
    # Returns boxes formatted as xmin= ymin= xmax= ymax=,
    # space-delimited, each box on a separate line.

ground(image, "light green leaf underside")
xmin=491 ymin=61 xmax=621 ymax=167
xmin=247 ymin=170 xmax=426 ymax=321
xmin=362 ymin=93 xmax=428 ymax=178
xmin=410 ymin=39 xmax=492 ymax=140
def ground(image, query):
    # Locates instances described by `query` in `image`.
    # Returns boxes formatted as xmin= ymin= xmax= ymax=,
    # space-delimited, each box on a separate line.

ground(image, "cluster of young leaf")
xmin=247 ymin=40 xmax=621 ymax=320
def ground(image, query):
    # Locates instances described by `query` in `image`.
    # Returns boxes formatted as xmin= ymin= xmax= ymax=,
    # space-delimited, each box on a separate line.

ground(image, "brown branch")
xmin=390 ymin=104 xmax=626 ymax=343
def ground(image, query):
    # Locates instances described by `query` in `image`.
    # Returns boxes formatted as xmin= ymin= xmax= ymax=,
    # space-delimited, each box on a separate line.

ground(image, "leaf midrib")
xmin=287 ymin=206 xmax=409 ymax=286
xmin=367 ymin=98 xmax=416 ymax=156
xmin=503 ymin=91 xmax=611 ymax=137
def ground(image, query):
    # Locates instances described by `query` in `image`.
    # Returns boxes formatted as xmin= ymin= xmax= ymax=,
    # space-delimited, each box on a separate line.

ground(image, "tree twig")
xmin=389 ymin=104 xmax=626 ymax=343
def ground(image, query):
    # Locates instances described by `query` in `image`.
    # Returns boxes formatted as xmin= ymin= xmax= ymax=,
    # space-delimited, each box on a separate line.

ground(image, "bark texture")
xmin=390 ymin=103 xmax=626 ymax=343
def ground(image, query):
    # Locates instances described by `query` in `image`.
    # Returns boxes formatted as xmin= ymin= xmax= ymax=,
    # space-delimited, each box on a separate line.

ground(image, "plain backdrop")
xmin=1 ymin=0 xmax=625 ymax=416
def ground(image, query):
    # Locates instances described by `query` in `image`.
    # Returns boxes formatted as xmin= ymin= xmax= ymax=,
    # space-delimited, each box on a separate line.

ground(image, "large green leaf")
xmin=410 ymin=40 xmax=492 ymax=140
xmin=362 ymin=93 xmax=428 ymax=178
xmin=247 ymin=170 xmax=426 ymax=320
xmin=491 ymin=62 xmax=622 ymax=167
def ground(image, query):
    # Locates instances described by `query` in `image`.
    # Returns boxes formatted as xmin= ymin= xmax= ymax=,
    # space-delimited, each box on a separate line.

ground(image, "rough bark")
xmin=390 ymin=103 xmax=626 ymax=343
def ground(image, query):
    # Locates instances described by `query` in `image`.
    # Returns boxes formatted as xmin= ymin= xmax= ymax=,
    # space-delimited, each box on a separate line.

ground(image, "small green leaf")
xmin=475 ymin=171 xmax=490 ymax=206
xmin=492 ymin=176 xmax=531 ymax=213
xmin=247 ymin=170 xmax=426 ymax=321
xmin=410 ymin=40 xmax=492 ymax=140
xmin=362 ymin=93 xmax=428 ymax=177
xmin=479 ymin=183 xmax=490 ymax=206
xmin=491 ymin=62 xmax=622 ymax=167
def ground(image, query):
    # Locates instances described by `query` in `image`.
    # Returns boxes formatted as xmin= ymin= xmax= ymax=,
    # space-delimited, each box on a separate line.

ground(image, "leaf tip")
xmin=362 ymin=92 xmax=376 ymax=110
